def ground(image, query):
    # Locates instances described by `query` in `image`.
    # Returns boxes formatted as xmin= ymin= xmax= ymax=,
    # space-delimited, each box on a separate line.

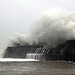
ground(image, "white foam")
xmin=0 ymin=58 xmax=39 ymax=62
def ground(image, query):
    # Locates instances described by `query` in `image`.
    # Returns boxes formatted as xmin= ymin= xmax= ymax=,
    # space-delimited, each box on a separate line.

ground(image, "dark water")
xmin=0 ymin=61 xmax=75 ymax=75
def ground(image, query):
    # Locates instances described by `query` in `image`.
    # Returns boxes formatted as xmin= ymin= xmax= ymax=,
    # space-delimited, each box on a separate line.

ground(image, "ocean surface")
xmin=0 ymin=59 xmax=75 ymax=75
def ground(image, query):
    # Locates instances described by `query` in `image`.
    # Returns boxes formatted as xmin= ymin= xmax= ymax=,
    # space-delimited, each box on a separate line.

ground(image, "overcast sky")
xmin=0 ymin=0 xmax=75 ymax=49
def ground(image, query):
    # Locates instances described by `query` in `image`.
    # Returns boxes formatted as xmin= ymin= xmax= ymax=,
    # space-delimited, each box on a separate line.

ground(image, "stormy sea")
xmin=0 ymin=58 xmax=75 ymax=75
xmin=0 ymin=8 xmax=75 ymax=75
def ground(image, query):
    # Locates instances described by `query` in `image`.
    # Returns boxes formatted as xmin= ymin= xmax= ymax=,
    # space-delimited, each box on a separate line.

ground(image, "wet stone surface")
xmin=0 ymin=61 xmax=75 ymax=75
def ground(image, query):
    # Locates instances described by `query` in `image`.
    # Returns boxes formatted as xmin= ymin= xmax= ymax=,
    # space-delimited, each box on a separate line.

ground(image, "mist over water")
xmin=8 ymin=8 xmax=75 ymax=47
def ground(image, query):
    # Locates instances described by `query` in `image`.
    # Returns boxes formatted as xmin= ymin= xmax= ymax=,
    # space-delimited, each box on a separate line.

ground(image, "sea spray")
xmin=3 ymin=7 xmax=75 ymax=60
xmin=30 ymin=8 xmax=75 ymax=46
xmin=8 ymin=7 xmax=75 ymax=47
